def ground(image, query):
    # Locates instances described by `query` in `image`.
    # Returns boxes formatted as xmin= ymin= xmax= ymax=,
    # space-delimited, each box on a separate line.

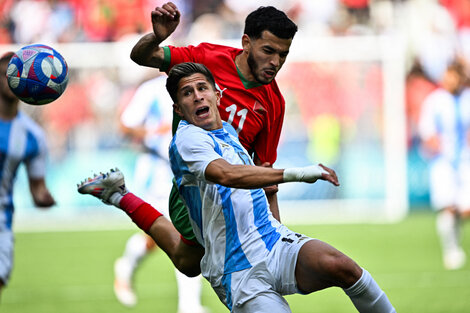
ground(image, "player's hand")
xmin=283 ymin=163 xmax=340 ymax=186
xmin=317 ymin=163 xmax=339 ymax=186
xmin=151 ymin=2 xmax=180 ymax=41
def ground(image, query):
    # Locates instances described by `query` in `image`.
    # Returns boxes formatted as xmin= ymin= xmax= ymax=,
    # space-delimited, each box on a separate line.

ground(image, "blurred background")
xmin=2 ymin=0 xmax=453 ymax=226
xmin=1 ymin=0 xmax=470 ymax=312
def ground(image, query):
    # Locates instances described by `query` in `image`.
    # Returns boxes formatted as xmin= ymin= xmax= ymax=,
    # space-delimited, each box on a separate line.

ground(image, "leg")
xmin=436 ymin=207 xmax=466 ymax=270
xmin=175 ymin=271 xmax=207 ymax=313
xmin=234 ymin=292 xmax=291 ymax=313
xmin=0 ymin=231 xmax=13 ymax=302
xmin=114 ymin=233 xmax=157 ymax=307
xmin=295 ymin=239 xmax=395 ymax=313
xmin=77 ymin=169 xmax=204 ymax=277
xmin=295 ymin=240 xmax=362 ymax=292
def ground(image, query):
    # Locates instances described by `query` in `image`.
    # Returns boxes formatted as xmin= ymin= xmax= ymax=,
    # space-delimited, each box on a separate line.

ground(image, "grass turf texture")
xmin=2 ymin=211 xmax=470 ymax=312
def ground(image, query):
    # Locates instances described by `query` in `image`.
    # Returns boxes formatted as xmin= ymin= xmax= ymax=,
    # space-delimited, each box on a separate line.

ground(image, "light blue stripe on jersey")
xmin=209 ymin=129 xmax=251 ymax=273
xmin=222 ymin=273 xmax=233 ymax=311
xmin=217 ymin=183 xmax=251 ymax=273
xmin=212 ymin=126 xmax=280 ymax=251
xmin=251 ymin=189 xmax=280 ymax=251
xmin=0 ymin=115 xmax=41 ymax=230
xmin=454 ymin=94 xmax=464 ymax=168
xmin=169 ymin=139 xmax=204 ymax=238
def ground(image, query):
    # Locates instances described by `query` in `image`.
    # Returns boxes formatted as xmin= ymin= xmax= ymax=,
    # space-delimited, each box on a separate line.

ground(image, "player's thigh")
xmin=234 ymin=291 xmax=292 ymax=313
xmin=0 ymin=231 xmax=14 ymax=286
xmin=295 ymin=239 xmax=361 ymax=292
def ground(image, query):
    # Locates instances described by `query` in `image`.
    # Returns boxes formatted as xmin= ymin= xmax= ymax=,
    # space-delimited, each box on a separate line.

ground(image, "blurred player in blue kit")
xmin=419 ymin=60 xmax=470 ymax=270
xmin=114 ymin=73 xmax=206 ymax=312
xmin=0 ymin=52 xmax=55 ymax=300
xmin=78 ymin=62 xmax=396 ymax=313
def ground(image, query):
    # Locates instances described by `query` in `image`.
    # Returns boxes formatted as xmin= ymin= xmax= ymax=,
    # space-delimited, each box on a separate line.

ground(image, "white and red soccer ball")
xmin=6 ymin=44 xmax=68 ymax=105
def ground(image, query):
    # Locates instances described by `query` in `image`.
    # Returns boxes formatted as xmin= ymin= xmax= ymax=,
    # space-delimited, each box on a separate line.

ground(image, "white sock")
xmin=175 ymin=270 xmax=204 ymax=313
xmin=109 ymin=192 xmax=124 ymax=207
xmin=436 ymin=210 xmax=460 ymax=253
xmin=344 ymin=268 xmax=395 ymax=313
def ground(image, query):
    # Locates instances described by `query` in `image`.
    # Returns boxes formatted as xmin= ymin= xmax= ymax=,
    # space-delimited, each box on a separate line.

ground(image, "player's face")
xmin=0 ymin=62 xmax=17 ymax=103
xmin=246 ymin=31 xmax=292 ymax=84
xmin=173 ymin=73 xmax=223 ymax=131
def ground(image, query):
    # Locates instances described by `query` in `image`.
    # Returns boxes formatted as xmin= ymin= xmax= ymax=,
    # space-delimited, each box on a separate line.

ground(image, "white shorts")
xmin=213 ymin=225 xmax=313 ymax=313
xmin=429 ymin=159 xmax=470 ymax=211
xmin=0 ymin=230 xmax=14 ymax=285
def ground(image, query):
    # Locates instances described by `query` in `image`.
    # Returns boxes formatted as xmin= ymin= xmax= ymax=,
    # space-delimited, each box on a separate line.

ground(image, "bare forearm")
xmin=130 ymin=33 xmax=165 ymax=68
xmin=267 ymin=192 xmax=281 ymax=221
xmin=206 ymin=161 xmax=284 ymax=189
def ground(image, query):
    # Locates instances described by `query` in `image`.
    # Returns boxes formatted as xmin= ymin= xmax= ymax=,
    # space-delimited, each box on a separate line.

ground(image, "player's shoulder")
xmin=222 ymin=121 xmax=237 ymax=138
xmin=424 ymin=87 xmax=452 ymax=104
xmin=16 ymin=111 xmax=45 ymax=137
xmin=194 ymin=42 xmax=241 ymax=58
xmin=175 ymin=120 xmax=207 ymax=140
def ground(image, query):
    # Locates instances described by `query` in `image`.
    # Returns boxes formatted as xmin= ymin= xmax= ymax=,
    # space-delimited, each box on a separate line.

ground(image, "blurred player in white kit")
xmin=419 ymin=60 xmax=470 ymax=270
xmin=115 ymin=73 xmax=206 ymax=312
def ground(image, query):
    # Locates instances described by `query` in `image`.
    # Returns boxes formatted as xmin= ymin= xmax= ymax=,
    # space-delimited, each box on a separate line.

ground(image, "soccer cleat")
xmin=114 ymin=257 xmax=137 ymax=307
xmin=77 ymin=168 xmax=128 ymax=204
xmin=444 ymin=247 xmax=466 ymax=270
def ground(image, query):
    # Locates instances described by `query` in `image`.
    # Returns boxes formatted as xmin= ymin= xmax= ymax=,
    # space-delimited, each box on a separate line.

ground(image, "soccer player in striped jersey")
xmin=114 ymin=2 xmax=298 ymax=296
xmin=78 ymin=63 xmax=396 ymax=312
xmin=130 ymin=2 xmax=295 ymax=244
xmin=418 ymin=61 xmax=470 ymax=270
xmin=0 ymin=52 xmax=55 ymax=300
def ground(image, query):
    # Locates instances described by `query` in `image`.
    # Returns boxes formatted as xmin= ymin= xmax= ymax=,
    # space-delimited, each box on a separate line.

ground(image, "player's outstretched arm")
xmin=130 ymin=2 xmax=180 ymax=67
xmin=29 ymin=177 xmax=55 ymax=207
xmin=205 ymin=159 xmax=340 ymax=189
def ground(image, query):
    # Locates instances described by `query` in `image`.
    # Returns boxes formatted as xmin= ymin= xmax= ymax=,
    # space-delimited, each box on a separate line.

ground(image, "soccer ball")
xmin=6 ymin=44 xmax=68 ymax=105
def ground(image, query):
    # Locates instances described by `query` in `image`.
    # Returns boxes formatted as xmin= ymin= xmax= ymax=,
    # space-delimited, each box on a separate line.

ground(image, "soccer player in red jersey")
xmin=109 ymin=3 xmax=297 ymax=306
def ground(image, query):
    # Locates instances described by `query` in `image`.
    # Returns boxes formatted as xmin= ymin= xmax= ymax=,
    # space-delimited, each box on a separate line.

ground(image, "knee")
xmin=321 ymin=252 xmax=362 ymax=289
xmin=172 ymin=256 xmax=201 ymax=277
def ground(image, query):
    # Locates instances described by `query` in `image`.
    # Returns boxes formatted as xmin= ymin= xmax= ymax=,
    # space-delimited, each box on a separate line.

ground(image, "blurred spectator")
xmin=0 ymin=0 xmax=14 ymax=43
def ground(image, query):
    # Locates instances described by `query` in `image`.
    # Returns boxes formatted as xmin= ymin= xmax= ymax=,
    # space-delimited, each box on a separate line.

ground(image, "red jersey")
xmin=162 ymin=43 xmax=285 ymax=165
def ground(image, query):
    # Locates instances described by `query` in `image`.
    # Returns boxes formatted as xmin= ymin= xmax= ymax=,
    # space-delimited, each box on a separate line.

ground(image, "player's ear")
xmin=173 ymin=103 xmax=184 ymax=117
xmin=216 ymin=90 xmax=221 ymax=105
xmin=241 ymin=34 xmax=251 ymax=53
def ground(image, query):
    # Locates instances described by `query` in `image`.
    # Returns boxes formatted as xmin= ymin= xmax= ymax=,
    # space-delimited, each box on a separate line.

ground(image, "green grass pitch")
xmin=2 ymin=211 xmax=470 ymax=312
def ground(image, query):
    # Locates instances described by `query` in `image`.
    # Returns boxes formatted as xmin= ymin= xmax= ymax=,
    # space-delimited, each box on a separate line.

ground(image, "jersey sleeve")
xmin=120 ymin=81 xmax=152 ymax=128
xmin=161 ymin=44 xmax=208 ymax=73
xmin=172 ymin=125 xmax=222 ymax=182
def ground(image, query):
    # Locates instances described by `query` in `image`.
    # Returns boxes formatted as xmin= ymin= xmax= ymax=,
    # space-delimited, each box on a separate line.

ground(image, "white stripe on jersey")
xmin=419 ymin=88 xmax=470 ymax=164
xmin=169 ymin=120 xmax=281 ymax=287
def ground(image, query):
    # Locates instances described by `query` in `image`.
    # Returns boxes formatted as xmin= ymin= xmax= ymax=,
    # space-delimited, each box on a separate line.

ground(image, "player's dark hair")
xmin=0 ymin=51 xmax=14 ymax=65
xmin=244 ymin=6 xmax=297 ymax=40
xmin=166 ymin=62 xmax=217 ymax=103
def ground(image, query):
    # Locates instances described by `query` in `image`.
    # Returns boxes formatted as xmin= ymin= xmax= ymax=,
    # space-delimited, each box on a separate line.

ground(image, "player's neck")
xmin=0 ymin=100 xmax=19 ymax=120
xmin=234 ymin=54 xmax=255 ymax=82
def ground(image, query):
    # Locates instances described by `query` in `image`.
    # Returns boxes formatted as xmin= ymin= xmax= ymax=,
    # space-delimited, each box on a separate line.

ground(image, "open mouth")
xmin=196 ymin=106 xmax=209 ymax=117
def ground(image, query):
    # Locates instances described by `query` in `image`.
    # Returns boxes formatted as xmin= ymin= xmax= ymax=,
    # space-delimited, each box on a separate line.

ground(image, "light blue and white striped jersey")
xmin=419 ymin=87 xmax=470 ymax=166
xmin=0 ymin=112 xmax=47 ymax=231
xmin=169 ymin=120 xmax=282 ymax=286
xmin=120 ymin=76 xmax=173 ymax=159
